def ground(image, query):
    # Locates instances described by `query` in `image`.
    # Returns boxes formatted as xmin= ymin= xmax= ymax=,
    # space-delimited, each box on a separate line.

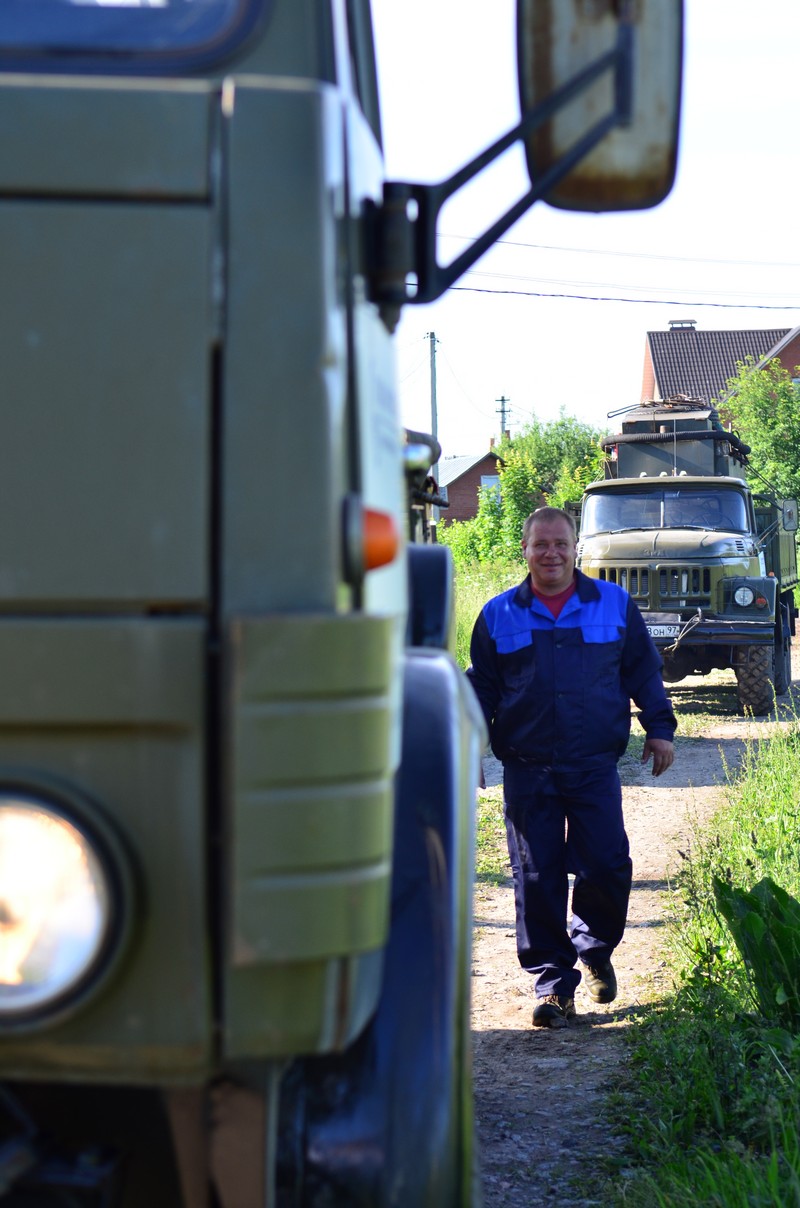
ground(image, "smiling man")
xmin=467 ymin=506 xmax=676 ymax=1028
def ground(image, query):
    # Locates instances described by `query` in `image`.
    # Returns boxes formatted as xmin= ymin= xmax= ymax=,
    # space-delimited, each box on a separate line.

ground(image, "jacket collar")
xmin=513 ymin=568 xmax=600 ymax=609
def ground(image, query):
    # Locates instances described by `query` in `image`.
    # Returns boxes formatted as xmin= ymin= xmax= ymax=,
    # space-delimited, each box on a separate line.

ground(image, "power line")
xmin=439 ymin=232 xmax=800 ymax=271
xmin=449 ymin=285 xmax=800 ymax=310
xmin=460 ymin=268 xmax=798 ymax=302
xmin=438 ymin=347 xmax=496 ymax=418
xmin=398 ymin=353 xmax=429 ymax=385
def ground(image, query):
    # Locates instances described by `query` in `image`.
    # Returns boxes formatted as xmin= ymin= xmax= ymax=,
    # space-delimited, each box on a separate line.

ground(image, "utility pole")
xmin=427 ymin=332 xmax=440 ymax=515
xmin=496 ymin=395 xmax=510 ymax=440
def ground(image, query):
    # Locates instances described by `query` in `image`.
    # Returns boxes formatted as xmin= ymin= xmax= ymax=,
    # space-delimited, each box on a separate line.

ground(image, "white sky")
xmin=371 ymin=0 xmax=800 ymax=459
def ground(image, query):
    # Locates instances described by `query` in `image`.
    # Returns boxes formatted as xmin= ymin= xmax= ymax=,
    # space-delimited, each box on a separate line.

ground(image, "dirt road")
xmin=471 ymin=660 xmax=800 ymax=1206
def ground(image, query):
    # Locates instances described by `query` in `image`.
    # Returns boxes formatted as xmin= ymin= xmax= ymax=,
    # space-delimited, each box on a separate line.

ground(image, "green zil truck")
xmin=0 ymin=1 xmax=682 ymax=1204
xmin=576 ymin=398 xmax=798 ymax=715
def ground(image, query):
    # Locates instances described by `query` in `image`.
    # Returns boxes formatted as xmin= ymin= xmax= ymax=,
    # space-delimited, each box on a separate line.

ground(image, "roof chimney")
xmin=668 ymin=319 xmax=697 ymax=330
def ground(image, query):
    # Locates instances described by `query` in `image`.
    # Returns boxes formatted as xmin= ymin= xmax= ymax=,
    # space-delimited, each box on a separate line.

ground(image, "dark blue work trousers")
xmin=503 ymin=760 xmax=632 ymax=1000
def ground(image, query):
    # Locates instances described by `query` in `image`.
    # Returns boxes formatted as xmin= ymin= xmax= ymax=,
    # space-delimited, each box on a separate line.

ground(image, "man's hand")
xmin=642 ymin=738 xmax=674 ymax=777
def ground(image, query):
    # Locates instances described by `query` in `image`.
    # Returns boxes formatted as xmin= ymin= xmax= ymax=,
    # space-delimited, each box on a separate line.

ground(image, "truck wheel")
xmin=735 ymin=645 xmax=776 ymax=715
xmin=276 ymin=650 xmax=484 ymax=1206
xmin=775 ymin=613 xmax=792 ymax=695
xmin=661 ymin=654 xmax=686 ymax=684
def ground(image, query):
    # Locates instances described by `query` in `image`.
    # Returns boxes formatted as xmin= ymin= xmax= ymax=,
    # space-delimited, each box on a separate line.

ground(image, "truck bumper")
xmin=642 ymin=612 xmax=775 ymax=650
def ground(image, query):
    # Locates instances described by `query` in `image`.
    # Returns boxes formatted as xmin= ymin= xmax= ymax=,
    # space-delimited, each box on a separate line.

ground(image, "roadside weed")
xmin=451 ymin=562 xmax=525 ymax=670
xmin=617 ymin=709 xmax=800 ymax=1205
xmin=475 ymin=788 xmax=508 ymax=885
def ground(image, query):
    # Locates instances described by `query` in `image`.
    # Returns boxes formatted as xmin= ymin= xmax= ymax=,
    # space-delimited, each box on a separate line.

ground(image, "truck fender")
xmin=276 ymin=649 xmax=485 ymax=1206
xmin=726 ymin=575 xmax=777 ymax=619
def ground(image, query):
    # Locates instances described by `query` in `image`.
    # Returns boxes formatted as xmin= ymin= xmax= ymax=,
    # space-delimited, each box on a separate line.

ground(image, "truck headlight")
xmin=0 ymin=790 xmax=132 ymax=1029
xmin=733 ymin=586 xmax=755 ymax=607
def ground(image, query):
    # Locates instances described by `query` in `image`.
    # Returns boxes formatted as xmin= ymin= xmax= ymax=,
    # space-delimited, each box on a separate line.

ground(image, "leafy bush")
xmin=713 ymin=875 xmax=800 ymax=1030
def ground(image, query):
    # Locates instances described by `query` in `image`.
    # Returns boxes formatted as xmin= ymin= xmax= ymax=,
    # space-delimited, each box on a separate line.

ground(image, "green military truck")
xmin=576 ymin=398 xmax=798 ymax=715
xmin=0 ymin=1 xmax=682 ymax=1204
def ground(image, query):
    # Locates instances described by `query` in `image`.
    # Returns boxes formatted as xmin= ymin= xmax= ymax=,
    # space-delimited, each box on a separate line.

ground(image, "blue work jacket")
xmin=467 ymin=570 xmax=676 ymax=768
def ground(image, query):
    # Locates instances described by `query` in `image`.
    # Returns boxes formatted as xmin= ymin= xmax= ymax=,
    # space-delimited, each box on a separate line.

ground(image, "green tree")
xmin=497 ymin=411 xmax=603 ymax=496
xmin=722 ymin=357 xmax=800 ymax=500
xmin=438 ymin=410 xmax=606 ymax=569
xmin=492 ymin=443 xmax=544 ymax=558
xmin=548 ymin=441 xmax=607 ymax=509
xmin=492 ymin=410 xmax=606 ymax=548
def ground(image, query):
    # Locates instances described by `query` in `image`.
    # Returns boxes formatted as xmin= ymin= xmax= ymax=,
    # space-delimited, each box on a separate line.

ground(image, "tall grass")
xmin=474 ymin=787 xmax=508 ymax=886
xmin=617 ymin=718 xmax=800 ymax=1206
xmin=451 ymin=561 xmax=522 ymax=669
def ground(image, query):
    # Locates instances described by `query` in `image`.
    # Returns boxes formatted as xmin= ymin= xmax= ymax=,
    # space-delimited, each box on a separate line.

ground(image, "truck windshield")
xmin=0 ymin=0 xmax=263 ymax=61
xmin=581 ymin=489 xmax=749 ymax=535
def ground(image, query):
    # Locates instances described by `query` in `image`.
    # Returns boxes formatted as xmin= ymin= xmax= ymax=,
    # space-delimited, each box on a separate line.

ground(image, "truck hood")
xmin=579 ymin=530 xmax=755 ymax=560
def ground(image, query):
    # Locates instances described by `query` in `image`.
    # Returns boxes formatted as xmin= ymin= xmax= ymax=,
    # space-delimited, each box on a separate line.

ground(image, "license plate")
xmin=647 ymin=624 xmax=680 ymax=639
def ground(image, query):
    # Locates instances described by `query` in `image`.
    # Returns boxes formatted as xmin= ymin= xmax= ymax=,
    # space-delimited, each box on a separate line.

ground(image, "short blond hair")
xmin=522 ymin=507 xmax=576 ymax=543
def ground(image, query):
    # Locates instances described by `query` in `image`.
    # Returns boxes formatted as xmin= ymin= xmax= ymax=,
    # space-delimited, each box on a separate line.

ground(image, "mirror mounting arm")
xmin=366 ymin=20 xmax=634 ymax=316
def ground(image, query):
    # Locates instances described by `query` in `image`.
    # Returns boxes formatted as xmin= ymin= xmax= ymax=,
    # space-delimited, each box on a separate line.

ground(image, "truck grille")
xmin=598 ymin=565 xmax=712 ymax=605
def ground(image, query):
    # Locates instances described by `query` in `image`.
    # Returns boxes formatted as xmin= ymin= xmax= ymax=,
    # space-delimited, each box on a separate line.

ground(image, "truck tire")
xmin=276 ymin=650 xmax=484 ymax=1206
xmin=735 ymin=645 xmax=776 ymax=716
xmin=774 ymin=610 xmax=792 ymax=695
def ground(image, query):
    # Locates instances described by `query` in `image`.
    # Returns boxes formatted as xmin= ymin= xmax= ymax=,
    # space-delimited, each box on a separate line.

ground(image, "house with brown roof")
xmin=640 ymin=319 xmax=800 ymax=404
xmin=438 ymin=450 xmax=505 ymax=523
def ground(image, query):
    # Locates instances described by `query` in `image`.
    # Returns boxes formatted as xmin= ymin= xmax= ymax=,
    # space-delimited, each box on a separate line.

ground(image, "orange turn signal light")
xmin=363 ymin=508 xmax=400 ymax=571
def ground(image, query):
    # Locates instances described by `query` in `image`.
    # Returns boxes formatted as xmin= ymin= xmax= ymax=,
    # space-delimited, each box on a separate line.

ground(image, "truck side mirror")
xmin=369 ymin=0 xmax=683 ymax=314
xmin=565 ymin=500 xmax=582 ymax=534
xmin=518 ymin=0 xmax=683 ymax=211
xmin=782 ymin=501 xmax=798 ymax=532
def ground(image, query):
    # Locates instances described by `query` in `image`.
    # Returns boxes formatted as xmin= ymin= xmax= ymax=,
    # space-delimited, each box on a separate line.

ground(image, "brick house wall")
xmin=774 ymin=331 xmax=800 ymax=377
xmin=640 ymin=345 xmax=656 ymax=401
xmin=440 ymin=453 xmax=502 ymax=524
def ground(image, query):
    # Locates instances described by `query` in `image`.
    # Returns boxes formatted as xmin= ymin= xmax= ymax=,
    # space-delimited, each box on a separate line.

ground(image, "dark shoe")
xmin=582 ymin=959 xmax=617 ymax=1003
xmin=532 ymin=994 xmax=576 ymax=1029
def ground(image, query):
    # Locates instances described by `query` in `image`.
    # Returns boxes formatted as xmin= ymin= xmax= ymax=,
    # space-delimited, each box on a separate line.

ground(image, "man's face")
xmin=522 ymin=517 xmax=577 ymax=595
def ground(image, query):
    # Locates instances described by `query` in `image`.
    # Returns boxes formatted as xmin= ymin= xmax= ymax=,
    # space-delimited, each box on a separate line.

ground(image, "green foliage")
xmin=548 ymin=440 xmax=607 ymax=509
xmin=723 ymin=357 xmax=800 ymax=500
xmin=494 ymin=410 xmax=606 ymax=544
xmin=713 ymin=875 xmax=800 ymax=1029
xmin=474 ymin=788 xmax=508 ymax=885
xmin=450 ymin=560 xmax=522 ymax=670
xmin=622 ymin=1116 xmax=800 ymax=1208
xmin=497 ymin=410 xmax=605 ymax=498
xmin=439 ymin=409 xmax=606 ymax=570
xmin=492 ymin=442 xmax=545 ymax=557
xmin=618 ymin=716 xmax=800 ymax=1205
xmin=438 ymin=489 xmax=502 ymax=567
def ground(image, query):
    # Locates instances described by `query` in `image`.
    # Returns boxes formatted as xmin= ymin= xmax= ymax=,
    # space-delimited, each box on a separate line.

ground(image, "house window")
xmin=481 ymin=475 xmax=500 ymax=493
